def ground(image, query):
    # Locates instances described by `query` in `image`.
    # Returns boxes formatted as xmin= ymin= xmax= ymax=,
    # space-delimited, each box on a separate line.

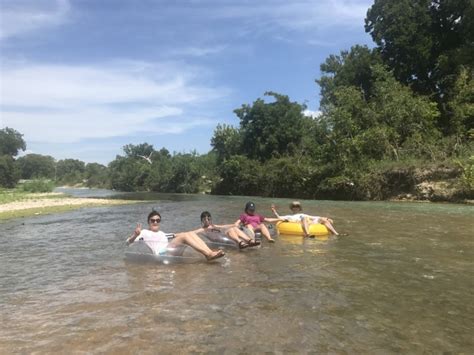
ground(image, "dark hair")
xmin=245 ymin=201 xmax=256 ymax=212
xmin=290 ymin=201 xmax=302 ymax=210
xmin=200 ymin=211 xmax=212 ymax=221
xmin=147 ymin=210 xmax=161 ymax=222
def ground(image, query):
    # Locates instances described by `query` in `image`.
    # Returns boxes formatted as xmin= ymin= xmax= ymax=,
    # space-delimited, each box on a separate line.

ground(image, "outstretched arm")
xmin=213 ymin=223 xmax=236 ymax=229
xmin=190 ymin=227 xmax=205 ymax=234
xmin=264 ymin=217 xmax=283 ymax=223
xmin=270 ymin=204 xmax=281 ymax=218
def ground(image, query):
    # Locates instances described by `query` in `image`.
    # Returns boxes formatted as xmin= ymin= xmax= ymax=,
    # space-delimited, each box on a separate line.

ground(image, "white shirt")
xmin=131 ymin=229 xmax=169 ymax=254
xmin=280 ymin=213 xmax=320 ymax=223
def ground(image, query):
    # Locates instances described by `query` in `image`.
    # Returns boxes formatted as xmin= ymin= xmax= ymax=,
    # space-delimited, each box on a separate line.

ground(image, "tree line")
xmin=0 ymin=129 xmax=111 ymax=189
xmin=1 ymin=0 xmax=472 ymax=199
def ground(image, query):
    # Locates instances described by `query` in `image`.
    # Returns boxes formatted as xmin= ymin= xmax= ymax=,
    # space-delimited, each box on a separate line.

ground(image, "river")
xmin=1 ymin=189 xmax=473 ymax=353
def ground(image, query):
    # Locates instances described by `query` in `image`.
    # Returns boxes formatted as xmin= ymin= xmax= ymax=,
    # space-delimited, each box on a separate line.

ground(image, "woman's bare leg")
xmin=319 ymin=217 xmax=339 ymax=235
xmin=227 ymin=227 xmax=252 ymax=242
xmin=301 ymin=217 xmax=311 ymax=237
xmin=259 ymin=224 xmax=275 ymax=242
xmin=169 ymin=232 xmax=224 ymax=258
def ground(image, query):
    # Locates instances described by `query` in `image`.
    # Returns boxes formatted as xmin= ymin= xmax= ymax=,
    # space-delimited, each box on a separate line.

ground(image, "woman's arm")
xmin=213 ymin=223 xmax=233 ymax=229
xmin=190 ymin=227 xmax=205 ymax=234
xmin=270 ymin=204 xmax=281 ymax=218
xmin=264 ymin=217 xmax=283 ymax=223
xmin=126 ymin=223 xmax=142 ymax=244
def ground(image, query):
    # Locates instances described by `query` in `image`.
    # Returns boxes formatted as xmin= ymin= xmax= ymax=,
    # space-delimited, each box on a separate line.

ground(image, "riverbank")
xmin=0 ymin=191 xmax=141 ymax=221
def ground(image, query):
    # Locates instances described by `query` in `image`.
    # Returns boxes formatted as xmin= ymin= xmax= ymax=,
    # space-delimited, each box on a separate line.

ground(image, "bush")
xmin=21 ymin=179 xmax=55 ymax=193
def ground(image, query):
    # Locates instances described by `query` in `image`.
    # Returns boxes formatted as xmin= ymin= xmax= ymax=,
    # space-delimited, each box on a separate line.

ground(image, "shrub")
xmin=21 ymin=179 xmax=55 ymax=193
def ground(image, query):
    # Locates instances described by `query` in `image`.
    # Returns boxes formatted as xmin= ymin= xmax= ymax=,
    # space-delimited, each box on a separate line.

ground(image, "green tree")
xmin=123 ymin=143 xmax=155 ymax=159
xmin=0 ymin=127 xmax=26 ymax=156
xmin=85 ymin=163 xmax=109 ymax=188
xmin=167 ymin=153 xmax=202 ymax=193
xmin=145 ymin=148 xmax=173 ymax=192
xmin=56 ymin=159 xmax=86 ymax=185
xmin=235 ymin=92 xmax=307 ymax=161
xmin=212 ymin=155 xmax=261 ymax=195
xmin=211 ymin=124 xmax=241 ymax=163
xmin=317 ymin=45 xmax=382 ymax=107
xmin=445 ymin=66 xmax=474 ymax=137
xmin=0 ymin=155 xmax=20 ymax=188
xmin=365 ymin=0 xmax=473 ymax=132
xmin=0 ymin=127 xmax=26 ymax=187
xmin=109 ymin=156 xmax=150 ymax=191
xmin=17 ymin=154 xmax=56 ymax=180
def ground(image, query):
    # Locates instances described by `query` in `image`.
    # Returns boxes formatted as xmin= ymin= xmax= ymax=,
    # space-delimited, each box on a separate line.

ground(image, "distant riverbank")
xmin=0 ymin=191 xmax=141 ymax=221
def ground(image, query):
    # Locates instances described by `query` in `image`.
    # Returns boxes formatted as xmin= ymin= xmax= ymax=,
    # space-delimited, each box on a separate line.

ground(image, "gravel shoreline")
xmin=0 ymin=197 xmax=136 ymax=213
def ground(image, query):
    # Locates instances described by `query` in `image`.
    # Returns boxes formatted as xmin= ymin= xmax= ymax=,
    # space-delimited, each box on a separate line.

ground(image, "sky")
xmin=0 ymin=0 xmax=374 ymax=165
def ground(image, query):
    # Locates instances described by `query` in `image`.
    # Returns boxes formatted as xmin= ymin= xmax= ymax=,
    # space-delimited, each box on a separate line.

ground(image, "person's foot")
xmin=206 ymin=249 xmax=225 ymax=261
xmin=268 ymin=238 xmax=275 ymax=243
xmin=247 ymin=239 xmax=261 ymax=247
xmin=238 ymin=241 xmax=250 ymax=249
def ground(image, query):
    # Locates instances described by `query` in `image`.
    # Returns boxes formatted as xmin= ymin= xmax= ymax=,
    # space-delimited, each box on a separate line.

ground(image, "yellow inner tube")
xmin=276 ymin=221 xmax=329 ymax=236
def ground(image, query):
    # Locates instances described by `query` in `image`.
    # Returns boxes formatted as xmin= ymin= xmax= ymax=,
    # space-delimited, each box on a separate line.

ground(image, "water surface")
xmin=1 ymin=192 xmax=473 ymax=353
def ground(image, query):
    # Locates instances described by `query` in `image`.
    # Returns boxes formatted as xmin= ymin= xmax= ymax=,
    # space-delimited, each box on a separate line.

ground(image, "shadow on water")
xmin=1 ymin=191 xmax=473 ymax=353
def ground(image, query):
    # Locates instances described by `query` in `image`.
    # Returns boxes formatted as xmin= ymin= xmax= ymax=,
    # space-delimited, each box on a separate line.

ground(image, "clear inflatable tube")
xmin=197 ymin=230 xmax=238 ymax=249
xmin=125 ymin=241 xmax=209 ymax=264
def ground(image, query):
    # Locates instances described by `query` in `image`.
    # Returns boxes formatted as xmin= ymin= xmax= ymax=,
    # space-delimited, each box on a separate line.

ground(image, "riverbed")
xmin=1 ymin=191 xmax=473 ymax=353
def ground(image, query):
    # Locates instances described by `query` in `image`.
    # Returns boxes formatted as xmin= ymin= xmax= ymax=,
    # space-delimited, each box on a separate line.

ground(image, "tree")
xmin=17 ymin=154 xmax=56 ymax=180
xmin=85 ymin=163 xmax=109 ymax=188
xmin=0 ymin=127 xmax=26 ymax=187
xmin=211 ymin=124 xmax=241 ymax=163
xmin=56 ymin=159 xmax=86 ymax=185
xmin=123 ymin=143 xmax=155 ymax=159
xmin=365 ymin=0 xmax=473 ymax=119
xmin=234 ymin=92 xmax=307 ymax=161
xmin=0 ymin=155 xmax=20 ymax=188
xmin=445 ymin=66 xmax=474 ymax=137
xmin=0 ymin=127 xmax=26 ymax=156
xmin=167 ymin=153 xmax=202 ymax=193
xmin=317 ymin=45 xmax=383 ymax=107
xmin=365 ymin=0 xmax=435 ymax=93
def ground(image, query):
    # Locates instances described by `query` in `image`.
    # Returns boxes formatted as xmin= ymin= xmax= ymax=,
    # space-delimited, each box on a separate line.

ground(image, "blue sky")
xmin=0 ymin=0 xmax=374 ymax=164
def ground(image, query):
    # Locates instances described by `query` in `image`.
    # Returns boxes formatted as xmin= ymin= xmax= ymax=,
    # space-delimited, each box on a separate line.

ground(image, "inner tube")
xmin=276 ymin=221 xmax=329 ymax=236
xmin=197 ymin=229 xmax=238 ymax=249
xmin=240 ymin=224 xmax=277 ymax=240
xmin=125 ymin=241 xmax=207 ymax=264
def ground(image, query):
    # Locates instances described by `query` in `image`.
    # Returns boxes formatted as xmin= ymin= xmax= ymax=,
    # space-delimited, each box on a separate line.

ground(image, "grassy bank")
xmin=0 ymin=188 xmax=66 ymax=203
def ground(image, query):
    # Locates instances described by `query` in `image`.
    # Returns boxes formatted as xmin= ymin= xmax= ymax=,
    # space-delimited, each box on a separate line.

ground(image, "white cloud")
xmin=0 ymin=60 xmax=229 ymax=143
xmin=303 ymin=109 xmax=322 ymax=118
xmin=202 ymin=0 xmax=371 ymax=31
xmin=0 ymin=0 xmax=70 ymax=40
xmin=168 ymin=45 xmax=228 ymax=58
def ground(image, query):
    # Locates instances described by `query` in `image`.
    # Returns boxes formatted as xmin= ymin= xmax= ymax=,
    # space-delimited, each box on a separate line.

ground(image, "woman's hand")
xmin=134 ymin=223 xmax=142 ymax=237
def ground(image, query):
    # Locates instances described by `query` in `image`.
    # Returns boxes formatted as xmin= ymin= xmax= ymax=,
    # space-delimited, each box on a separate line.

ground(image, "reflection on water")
xmin=1 ymin=193 xmax=473 ymax=353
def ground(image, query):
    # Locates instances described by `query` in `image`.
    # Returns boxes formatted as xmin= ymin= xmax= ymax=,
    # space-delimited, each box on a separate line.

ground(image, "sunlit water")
xmin=1 ymin=190 xmax=473 ymax=353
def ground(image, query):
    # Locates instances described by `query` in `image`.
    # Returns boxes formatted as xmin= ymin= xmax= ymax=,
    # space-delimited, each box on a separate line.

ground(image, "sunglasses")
xmin=149 ymin=218 xmax=161 ymax=223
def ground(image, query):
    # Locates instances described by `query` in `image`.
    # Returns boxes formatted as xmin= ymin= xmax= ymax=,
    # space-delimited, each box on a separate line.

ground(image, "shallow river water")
xmin=1 ymin=190 xmax=473 ymax=353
